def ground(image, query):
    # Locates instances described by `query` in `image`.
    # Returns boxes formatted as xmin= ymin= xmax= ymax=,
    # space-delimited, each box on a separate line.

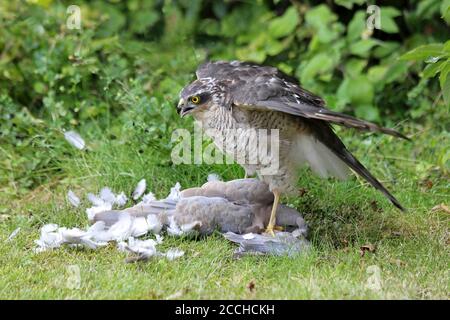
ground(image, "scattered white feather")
xmin=118 ymin=237 xmax=158 ymax=259
xmin=67 ymin=190 xmax=80 ymax=207
xmin=115 ymin=192 xmax=128 ymax=207
xmin=34 ymin=224 xmax=108 ymax=253
xmin=7 ymin=227 xmax=21 ymax=241
xmin=165 ymin=248 xmax=184 ymax=261
xmin=132 ymin=179 xmax=146 ymax=200
xmin=155 ymin=234 xmax=164 ymax=244
xmin=88 ymin=221 xmax=114 ymax=243
xmin=86 ymin=202 xmax=112 ymax=221
xmin=167 ymin=216 xmax=183 ymax=236
xmin=243 ymin=233 xmax=255 ymax=240
xmin=33 ymin=180 xmax=191 ymax=262
xmin=292 ymin=227 xmax=308 ymax=239
xmin=34 ymin=224 xmax=64 ymax=252
xmin=146 ymin=214 xmax=163 ymax=234
xmin=64 ymin=130 xmax=85 ymax=150
xmin=87 ymin=193 xmax=105 ymax=207
xmin=42 ymin=224 xmax=59 ymax=233
xmin=207 ymin=173 xmax=221 ymax=182
xmin=166 ymin=182 xmax=181 ymax=201
xmin=100 ymin=187 xmax=116 ymax=204
xmin=88 ymin=188 xmax=128 ymax=208
xmin=142 ymin=192 xmax=156 ymax=203
xmin=59 ymin=227 xmax=107 ymax=249
xmin=108 ymin=214 xmax=133 ymax=241
xmin=131 ymin=217 xmax=150 ymax=237
xmin=180 ymin=221 xmax=202 ymax=233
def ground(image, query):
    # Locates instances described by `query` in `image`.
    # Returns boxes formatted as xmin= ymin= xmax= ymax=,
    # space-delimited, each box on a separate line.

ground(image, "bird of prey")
xmin=177 ymin=60 xmax=408 ymax=235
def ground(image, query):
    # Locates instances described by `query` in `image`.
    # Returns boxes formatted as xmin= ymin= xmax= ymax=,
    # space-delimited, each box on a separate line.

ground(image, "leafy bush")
xmin=0 ymin=0 xmax=448 ymax=195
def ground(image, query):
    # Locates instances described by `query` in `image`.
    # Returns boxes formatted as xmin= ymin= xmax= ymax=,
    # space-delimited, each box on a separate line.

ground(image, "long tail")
xmin=313 ymin=121 xmax=405 ymax=211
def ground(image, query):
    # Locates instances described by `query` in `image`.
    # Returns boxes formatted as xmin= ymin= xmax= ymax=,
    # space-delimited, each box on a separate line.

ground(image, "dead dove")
xmin=92 ymin=178 xmax=310 ymax=257
xmin=93 ymin=178 xmax=308 ymax=236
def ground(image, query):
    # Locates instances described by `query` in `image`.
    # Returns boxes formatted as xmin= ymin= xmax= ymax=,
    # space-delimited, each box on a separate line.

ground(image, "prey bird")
xmin=177 ymin=61 xmax=408 ymax=235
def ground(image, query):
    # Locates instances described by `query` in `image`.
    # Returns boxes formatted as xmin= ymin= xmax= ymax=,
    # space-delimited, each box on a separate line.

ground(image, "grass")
xmin=0 ymin=117 xmax=449 ymax=300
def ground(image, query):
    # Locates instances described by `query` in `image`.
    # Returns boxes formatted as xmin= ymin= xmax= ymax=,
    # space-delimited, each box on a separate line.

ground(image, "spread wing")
xmin=196 ymin=61 xmax=409 ymax=140
xmin=196 ymin=61 xmax=406 ymax=211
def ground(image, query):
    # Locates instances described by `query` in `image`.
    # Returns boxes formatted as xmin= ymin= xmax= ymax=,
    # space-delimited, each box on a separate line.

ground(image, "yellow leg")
xmin=244 ymin=172 xmax=248 ymax=179
xmin=265 ymin=190 xmax=283 ymax=236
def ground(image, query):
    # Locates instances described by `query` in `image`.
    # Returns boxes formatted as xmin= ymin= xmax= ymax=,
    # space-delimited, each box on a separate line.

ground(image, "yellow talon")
xmin=265 ymin=190 xmax=282 ymax=236
xmin=265 ymin=225 xmax=283 ymax=236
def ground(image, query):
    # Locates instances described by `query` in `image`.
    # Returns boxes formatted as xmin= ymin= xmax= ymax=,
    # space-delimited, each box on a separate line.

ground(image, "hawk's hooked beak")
xmin=177 ymin=98 xmax=194 ymax=117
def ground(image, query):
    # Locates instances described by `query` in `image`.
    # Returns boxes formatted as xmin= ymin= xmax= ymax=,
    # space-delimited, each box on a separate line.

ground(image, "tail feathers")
xmin=336 ymin=147 xmax=404 ymax=211
xmin=313 ymin=122 xmax=405 ymax=211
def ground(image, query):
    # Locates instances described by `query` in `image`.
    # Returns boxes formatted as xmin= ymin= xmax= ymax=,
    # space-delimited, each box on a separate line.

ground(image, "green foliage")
xmin=0 ymin=1 xmax=448 ymax=299
xmin=0 ymin=0 xmax=449 ymax=196
xmin=401 ymin=41 xmax=450 ymax=106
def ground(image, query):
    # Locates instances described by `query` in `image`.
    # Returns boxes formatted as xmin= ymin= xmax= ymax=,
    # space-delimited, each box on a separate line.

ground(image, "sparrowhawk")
xmin=177 ymin=60 xmax=408 ymax=235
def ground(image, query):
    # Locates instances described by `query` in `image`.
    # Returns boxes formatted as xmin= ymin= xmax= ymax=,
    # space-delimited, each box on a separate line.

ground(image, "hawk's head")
xmin=177 ymin=78 xmax=228 ymax=117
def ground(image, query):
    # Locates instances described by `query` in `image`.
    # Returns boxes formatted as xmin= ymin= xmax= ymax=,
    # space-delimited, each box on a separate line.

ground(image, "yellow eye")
xmin=190 ymin=96 xmax=201 ymax=104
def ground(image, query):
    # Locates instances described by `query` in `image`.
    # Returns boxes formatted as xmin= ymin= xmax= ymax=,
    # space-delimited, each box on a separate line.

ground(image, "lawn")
xmin=1 ymin=118 xmax=448 ymax=299
xmin=0 ymin=0 xmax=449 ymax=300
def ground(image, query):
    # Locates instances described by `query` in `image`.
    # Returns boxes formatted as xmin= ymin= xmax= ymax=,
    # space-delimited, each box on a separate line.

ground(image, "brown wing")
xmin=196 ymin=61 xmax=409 ymax=140
xmin=196 ymin=61 xmax=406 ymax=210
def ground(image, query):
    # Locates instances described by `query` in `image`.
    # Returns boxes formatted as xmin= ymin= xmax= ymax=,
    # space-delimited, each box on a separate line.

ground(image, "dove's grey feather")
xmin=92 ymin=179 xmax=306 ymax=235
xmin=93 ymin=200 xmax=176 ymax=226
xmin=223 ymin=232 xmax=310 ymax=257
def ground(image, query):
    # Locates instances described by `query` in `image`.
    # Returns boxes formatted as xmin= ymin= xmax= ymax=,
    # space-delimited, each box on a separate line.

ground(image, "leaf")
xmin=373 ymin=41 xmax=400 ymax=58
xmin=442 ymin=73 xmax=450 ymax=106
xmin=444 ymin=40 xmax=450 ymax=53
xmin=400 ymin=44 xmax=445 ymax=61
xmin=380 ymin=6 xmax=401 ymax=33
xmin=384 ymin=61 xmax=409 ymax=84
xmin=335 ymin=0 xmax=365 ymax=9
xmin=305 ymin=5 xmax=341 ymax=44
xmin=299 ymin=53 xmax=335 ymax=84
xmin=129 ymin=11 xmax=159 ymax=34
xmin=422 ymin=60 xmax=444 ymax=79
xmin=349 ymin=39 xmax=379 ymax=57
xmin=337 ymin=75 xmax=374 ymax=106
xmin=268 ymin=7 xmax=299 ymax=38
xmin=417 ymin=0 xmax=441 ymax=19
xmin=345 ymin=59 xmax=367 ymax=77
xmin=355 ymin=104 xmax=380 ymax=121
xmin=368 ymin=65 xmax=388 ymax=84
xmin=442 ymin=0 xmax=450 ymax=24
xmin=305 ymin=4 xmax=337 ymax=28
xmin=439 ymin=60 xmax=450 ymax=88
xmin=347 ymin=11 xmax=366 ymax=41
